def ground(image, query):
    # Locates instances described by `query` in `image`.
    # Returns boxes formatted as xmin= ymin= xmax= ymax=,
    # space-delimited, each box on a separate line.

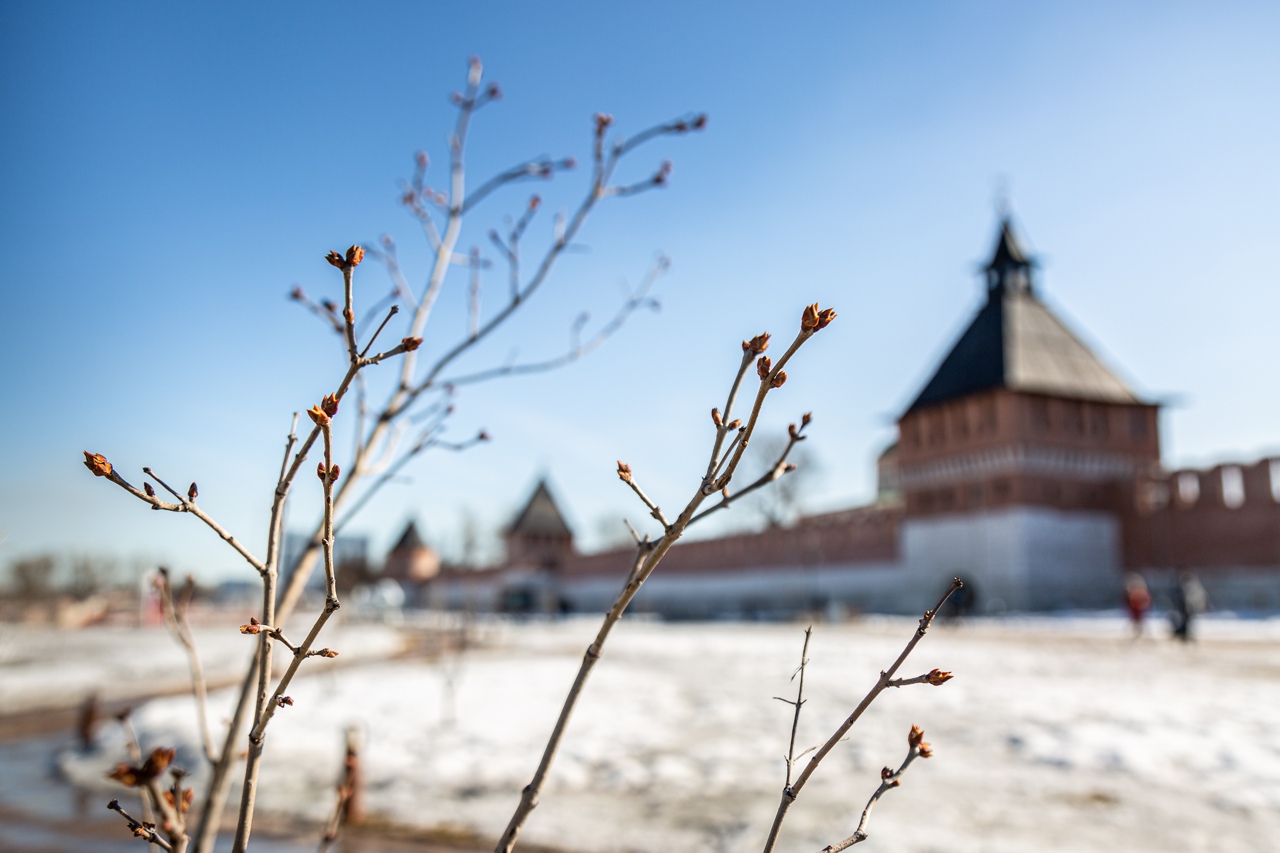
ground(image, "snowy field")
xmin=8 ymin=612 xmax=1280 ymax=852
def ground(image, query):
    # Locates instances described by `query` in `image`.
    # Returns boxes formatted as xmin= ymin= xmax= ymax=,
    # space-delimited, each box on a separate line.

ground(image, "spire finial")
xmin=992 ymin=175 xmax=1011 ymax=220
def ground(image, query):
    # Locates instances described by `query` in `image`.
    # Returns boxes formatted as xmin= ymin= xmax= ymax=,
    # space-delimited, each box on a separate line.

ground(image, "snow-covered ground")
xmin=14 ymin=612 xmax=1280 ymax=852
xmin=0 ymin=617 xmax=407 ymax=715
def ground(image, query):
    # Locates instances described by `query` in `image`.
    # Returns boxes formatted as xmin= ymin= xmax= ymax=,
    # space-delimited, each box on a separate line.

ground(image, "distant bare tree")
xmin=11 ymin=555 xmax=54 ymax=599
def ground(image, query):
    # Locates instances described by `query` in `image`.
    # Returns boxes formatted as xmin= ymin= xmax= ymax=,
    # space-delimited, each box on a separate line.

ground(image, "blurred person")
xmin=1170 ymin=571 xmax=1207 ymax=642
xmin=1122 ymin=572 xmax=1152 ymax=639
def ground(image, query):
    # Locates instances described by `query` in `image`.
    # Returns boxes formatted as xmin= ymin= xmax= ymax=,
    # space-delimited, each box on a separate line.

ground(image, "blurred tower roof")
xmin=390 ymin=520 xmax=426 ymax=552
xmin=508 ymin=480 xmax=572 ymax=537
xmin=905 ymin=217 xmax=1141 ymax=413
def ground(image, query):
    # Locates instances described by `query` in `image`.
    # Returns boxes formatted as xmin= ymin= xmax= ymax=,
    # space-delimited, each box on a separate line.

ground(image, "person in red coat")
xmin=1123 ymin=572 xmax=1152 ymax=639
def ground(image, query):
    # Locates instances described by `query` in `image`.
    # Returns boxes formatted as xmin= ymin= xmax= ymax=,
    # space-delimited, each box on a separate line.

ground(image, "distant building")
xmin=383 ymin=521 xmax=441 ymax=583
xmin=427 ymin=218 xmax=1280 ymax=615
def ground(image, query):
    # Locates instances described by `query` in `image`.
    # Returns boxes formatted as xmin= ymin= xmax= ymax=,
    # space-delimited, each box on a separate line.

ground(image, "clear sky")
xmin=2 ymin=1 xmax=1278 ymax=582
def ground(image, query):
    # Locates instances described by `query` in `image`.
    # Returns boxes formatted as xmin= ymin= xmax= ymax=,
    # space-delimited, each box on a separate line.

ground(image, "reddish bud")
xmin=487 ymin=83 xmax=502 ymax=100
xmin=317 ymin=462 xmax=327 ymax=481
xmin=380 ymin=234 xmax=394 ymax=249
xmin=563 ymin=156 xmax=578 ymax=170
xmin=529 ymin=195 xmax=541 ymax=211
xmin=881 ymin=766 xmax=894 ymax=780
xmin=802 ymin=411 xmax=812 ymax=427
xmin=742 ymin=333 xmax=770 ymax=354
xmin=164 ymin=788 xmax=195 ymax=814
xmin=756 ymin=355 xmax=772 ymax=380
xmin=926 ymin=668 xmax=954 ymax=686
xmin=401 ymin=336 xmax=423 ymax=352
xmin=653 ymin=161 xmax=672 ymax=186
xmin=788 ymin=423 xmax=799 ymax=439
xmin=711 ymin=408 xmax=723 ymax=427
xmin=477 ymin=430 xmax=490 ymax=442
xmin=187 ymin=482 xmax=198 ymax=501
xmin=321 ymin=394 xmax=339 ymax=418
xmin=908 ymin=724 xmax=932 ymax=757
xmin=617 ymin=461 xmax=633 ymax=484
xmin=325 ymin=250 xmax=345 ymax=269
xmin=692 ymin=113 xmax=708 ymax=130
xmin=144 ymin=482 xmax=156 ymax=498
xmin=306 ymin=405 xmax=330 ymax=426
xmin=771 ymin=370 xmax=787 ymax=389
xmin=801 ymin=302 xmax=837 ymax=332
xmin=320 ymin=299 xmax=338 ymax=314
xmin=595 ymin=112 xmax=614 ymax=133
xmin=289 ymin=285 xmax=306 ymax=301
xmin=329 ymin=464 xmax=340 ymax=482
xmin=106 ymin=747 xmax=176 ymax=788
xmin=726 ymin=419 xmax=742 ymax=431
xmin=343 ymin=307 xmax=354 ymax=325
xmin=278 ymin=696 xmax=294 ymax=708
xmin=83 ymin=451 xmax=112 ymax=478
xmin=316 ymin=648 xmax=339 ymax=658
xmin=415 ymin=151 xmax=429 ymax=169
xmin=345 ymin=245 xmax=364 ymax=266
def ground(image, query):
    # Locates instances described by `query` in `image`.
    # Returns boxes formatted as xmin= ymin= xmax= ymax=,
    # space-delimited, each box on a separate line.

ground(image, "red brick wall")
xmin=558 ymin=505 xmax=902 ymax=580
xmin=896 ymin=389 xmax=1160 ymax=516
xmin=1118 ymin=459 xmax=1280 ymax=570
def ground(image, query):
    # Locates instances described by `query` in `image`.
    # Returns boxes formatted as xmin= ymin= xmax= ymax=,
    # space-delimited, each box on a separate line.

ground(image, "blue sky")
xmin=2 ymin=2 xmax=1278 ymax=581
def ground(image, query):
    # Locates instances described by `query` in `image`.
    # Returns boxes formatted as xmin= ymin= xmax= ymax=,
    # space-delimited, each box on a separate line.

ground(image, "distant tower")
xmin=383 ymin=521 xmax=440 ymax=582
xmin=895 ymin=216 xmax=1161 ymax=609
xmin=504 ymin=480 xmax=575 ymax=571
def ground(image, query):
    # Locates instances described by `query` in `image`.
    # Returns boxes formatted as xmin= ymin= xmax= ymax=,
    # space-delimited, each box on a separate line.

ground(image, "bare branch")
xmin=817 ymin=728 xmax=933 ymax=852
xmin=156 ymin=569 xmax=218 ymax=765
xmin=781 ymin=627 xmax=812 ymax=788
xmin=359 ymin=304 xmax=400 ymax=359
xmin=108 ymin=799 xmax=173 ymax=851
xmin=495 ymin=307 xmax=829 ymax=853
xmin=439 ymin=256 xmax=667 ymax=389
xmin=83 ymin=458 xmax=267 ymax=576
xmin=760 ymin=579 xmax=961 ymax=853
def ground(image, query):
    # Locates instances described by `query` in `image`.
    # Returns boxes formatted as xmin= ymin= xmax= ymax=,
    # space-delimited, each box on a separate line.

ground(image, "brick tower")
xmin=895 ymin=218 xmax=1160 ymax=610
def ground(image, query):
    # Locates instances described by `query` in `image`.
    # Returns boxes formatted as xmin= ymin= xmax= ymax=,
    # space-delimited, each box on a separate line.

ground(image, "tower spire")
xmin=984 ymin=216 xmax=1034 ymax=297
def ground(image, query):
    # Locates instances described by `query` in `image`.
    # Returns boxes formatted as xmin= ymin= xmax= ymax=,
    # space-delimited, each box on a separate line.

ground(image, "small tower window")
xmin=1221 ymin=466 xmax=1245 ymax=509
xmin=1177 ymin=472 xmax=1200 ymax=505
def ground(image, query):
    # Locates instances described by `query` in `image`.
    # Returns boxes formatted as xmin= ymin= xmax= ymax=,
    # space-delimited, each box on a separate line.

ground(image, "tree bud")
xmin=83 ymin=451 xmax=112 ymax=477
xmin=306 ymin=405 xmax=330 ymax=426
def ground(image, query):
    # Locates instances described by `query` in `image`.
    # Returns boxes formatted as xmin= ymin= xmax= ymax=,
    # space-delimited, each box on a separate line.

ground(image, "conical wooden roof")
xmin=906 ymin=219 xmax=1141 ymax=413
xmin=508 ymin=480 xmax=572 ymax=537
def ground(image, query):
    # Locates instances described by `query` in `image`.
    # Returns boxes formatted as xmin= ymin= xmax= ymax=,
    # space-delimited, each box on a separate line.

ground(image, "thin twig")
xmin=760 ymin=579 xmax=962 ymax=853
xmin=495 ymin=307 xmax=831 ymax=853
xmin=156 ymin=569 xmax=217 ymax=765
xmin=108 ymin=799 xmax=173 ymax=851
xmin=359 ymin=304 xmax=400 ymax=358
xmin=774 ymin=627 xmax=812 ymax=788
xmin=817 ymin=732 xmax=931 ymax=852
